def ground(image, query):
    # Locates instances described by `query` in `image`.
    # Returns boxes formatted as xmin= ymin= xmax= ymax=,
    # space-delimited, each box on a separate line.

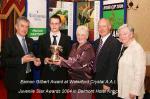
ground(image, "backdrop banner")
xmin=102 ymin=0 xmax=127 ymax=38
xmin=26 ymin=0 xmax=47 ymax=40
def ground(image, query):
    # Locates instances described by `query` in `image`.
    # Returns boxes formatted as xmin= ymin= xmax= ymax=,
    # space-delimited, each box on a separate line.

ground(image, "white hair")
xmin=118 ymin=24 xmax=134 ymax=34
xmin=76 ymin=25 xmax=89 ymax=38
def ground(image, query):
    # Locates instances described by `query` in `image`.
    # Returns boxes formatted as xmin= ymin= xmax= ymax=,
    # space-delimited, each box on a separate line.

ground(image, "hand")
xmin=52 ymin=60 xmax=61 ymax=66
xmin=103 ymin=84 xmax=110 ymax=93
xmin=22 ymin=55 xmax=35 ymax=64
xmin=34 ymin=58 xmax=41 ymax=66
xmin=44 ymin=57 xmax=52 ymax=65
xmin=129 ymin=93 xmax=136 ymax=99
xmin=59 ymin=56 xmax=64 ymax=61
xmin=52 ymin=56 xmax=64 ymax=66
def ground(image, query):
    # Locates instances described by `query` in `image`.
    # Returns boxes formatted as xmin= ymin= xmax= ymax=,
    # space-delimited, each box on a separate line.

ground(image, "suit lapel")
xmin=98 ymin=35 xmax=112 ymax=55
xmin=14 ymin=35 xmax=25 ymax=56
xmin=25 ymin=37 xmax=32 ymax=53
xmin=44 ymin=33 xmax=51 ymax=56
xmin=46 ymin=33 xmax=51 ymax=46
xmin=59 ymin=34 xmax=65 ymax=46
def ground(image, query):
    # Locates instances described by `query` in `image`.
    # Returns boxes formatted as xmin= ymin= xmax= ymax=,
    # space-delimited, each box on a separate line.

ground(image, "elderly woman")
xmin=117 ymin=24 xmax=146 ymax=99
xmin=53 ymin=25 xmax=95 ymax=99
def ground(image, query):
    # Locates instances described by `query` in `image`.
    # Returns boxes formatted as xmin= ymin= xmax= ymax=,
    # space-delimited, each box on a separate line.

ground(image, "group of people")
xmin=1 ymin=15 xmax=146 ymax=99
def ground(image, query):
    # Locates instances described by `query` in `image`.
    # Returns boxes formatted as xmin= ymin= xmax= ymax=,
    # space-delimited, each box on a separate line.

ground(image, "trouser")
xmin=7 ymin=72 xmax=33 ymax=99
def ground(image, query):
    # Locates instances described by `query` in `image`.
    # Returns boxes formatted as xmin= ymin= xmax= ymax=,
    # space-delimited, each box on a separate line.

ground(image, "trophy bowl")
xmin=50 ymin=45 xmax=63 ymax=62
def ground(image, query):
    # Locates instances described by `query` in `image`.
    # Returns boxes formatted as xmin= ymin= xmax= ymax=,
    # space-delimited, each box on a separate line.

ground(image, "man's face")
xmin=15 ymin=20 xmax=29 ymax=37
xmin=98 ymin=19 xmax=111 ymax=37
xmin=49 ymin=18 xmax=61 ymax=33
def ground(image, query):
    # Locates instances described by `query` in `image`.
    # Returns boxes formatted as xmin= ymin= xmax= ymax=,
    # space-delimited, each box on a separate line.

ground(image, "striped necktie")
xmin=97 ymin=38 xmax=103 ymax=54
xmin=22 ymin=38 xmax=31 ymax=73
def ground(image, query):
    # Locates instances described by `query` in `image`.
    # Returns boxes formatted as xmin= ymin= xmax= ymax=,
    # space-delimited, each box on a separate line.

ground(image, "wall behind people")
xmin=127 ymin=0 xmax=150 ymax=52
xmin=127 ymin=0 xmax=150 ymax=65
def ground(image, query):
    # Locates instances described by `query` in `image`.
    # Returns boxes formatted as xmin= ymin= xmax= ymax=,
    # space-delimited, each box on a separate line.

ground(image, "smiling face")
xmin=98 ymin=18 xmax=111 ymax=37
xmin=118 ymin=27 xmax=133 ymax=45
xmin=49 ymin=18 xmax=61 ymax=33
xmin=15 ymin=20 xmax=29 ymax=37
xmin=76 ymin=26 xmax=89 ymax=45
xmin=77 ymin=32 xmax=87 ymax=44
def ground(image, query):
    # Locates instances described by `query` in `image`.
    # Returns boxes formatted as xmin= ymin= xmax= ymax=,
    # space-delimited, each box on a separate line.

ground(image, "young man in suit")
xmin=38 ymin=15 xmax=71 ymax=99
xmin=93 ymin=18 xmax=121 ymax=99
xmin=1 ymin=16 xmax=41 ymax=99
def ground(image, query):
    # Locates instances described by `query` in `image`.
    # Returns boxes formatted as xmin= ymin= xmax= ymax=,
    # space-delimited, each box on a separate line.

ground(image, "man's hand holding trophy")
xmin=44 ymin=44 xmax=63 ymax=66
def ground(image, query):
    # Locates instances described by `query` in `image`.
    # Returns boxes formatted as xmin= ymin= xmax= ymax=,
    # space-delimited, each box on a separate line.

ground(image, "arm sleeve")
xmin=61 ymin=47 xmax=95 ymax=73
xmin=1 ymin=41 xmax=22 ymax=67
xmin=130 ymin=47 xmax=146 ymax=96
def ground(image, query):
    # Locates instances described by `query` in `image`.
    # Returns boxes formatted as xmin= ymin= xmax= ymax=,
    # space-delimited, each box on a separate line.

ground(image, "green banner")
xmin=28 ymin=28 xmax=46 ymax=37
xmin=103 ymin=9 xmax=124 ymax=29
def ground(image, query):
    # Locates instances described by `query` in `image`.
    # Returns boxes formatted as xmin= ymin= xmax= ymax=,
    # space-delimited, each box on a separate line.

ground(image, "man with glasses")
xmin=38 ymin=15 xmax=71 ymax=99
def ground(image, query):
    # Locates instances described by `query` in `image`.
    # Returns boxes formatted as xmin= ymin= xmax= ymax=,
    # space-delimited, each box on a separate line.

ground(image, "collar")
xmin=16 ymin=33 xmax=25 ymax=41
xmin=50 ymin=31 xmax=61 ymax=37
xmin=101 ymin=33 xmax=111 ymax=43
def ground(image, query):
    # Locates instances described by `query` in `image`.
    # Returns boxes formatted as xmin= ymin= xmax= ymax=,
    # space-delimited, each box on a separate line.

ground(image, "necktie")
xmin=53 ymin=35 xmax=57 ymax=45
xmin=22 ymin=38 xmax=31 ymax=73
xmin=22 ymin=38 xmax=28 ymax=54
xmin=97 ymin=38 xmax=103 ymax=54
xmin=50 ymin=35 xmax=58 ymax=71
xmin=94 ymin=38 xmax=103 ymax=72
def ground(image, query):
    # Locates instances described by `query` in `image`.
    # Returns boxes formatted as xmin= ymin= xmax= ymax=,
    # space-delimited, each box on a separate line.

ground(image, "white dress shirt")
xmin=101 ymin=33 xmax=111 ymax=46
xmin=50 ymin=31 xmax=61 ymax=45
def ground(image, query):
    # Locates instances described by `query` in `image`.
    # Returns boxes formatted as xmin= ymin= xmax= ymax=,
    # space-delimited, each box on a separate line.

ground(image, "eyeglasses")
xmin=50 ymin=23 xmax=60 ymax=25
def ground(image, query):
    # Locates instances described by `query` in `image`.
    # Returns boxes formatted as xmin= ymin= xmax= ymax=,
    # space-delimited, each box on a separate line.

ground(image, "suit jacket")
xmin=1 ymin=34 xmax=34 ymax=90
xmin=38 ymin=32 xmax=71 ymax=80
xmin=93 ymin=35 xmax=121 ymax=88
xmin=118 ymin=39 xmax=146 ymax=99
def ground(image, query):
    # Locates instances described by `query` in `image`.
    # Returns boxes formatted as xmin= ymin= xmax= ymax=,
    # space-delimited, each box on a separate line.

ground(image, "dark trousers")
xmin=7 ymin=72 xmax=33 ymax=99
xmin=41 ymin=66 xmax=68 ymax=99
xmin=96 ymin=93 xmax=117 ymax=99
xmin=95 ymin=84 xmax=117 ymax=99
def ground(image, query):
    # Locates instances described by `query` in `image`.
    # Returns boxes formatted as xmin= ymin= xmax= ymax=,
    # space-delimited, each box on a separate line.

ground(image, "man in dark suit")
xmin=93 ymin=18 xmax=121 ymax=99
xmin=1 ymin=16 xmax=41 ymax=99
xmin=38 ymin=15 xmax=71 ymax=99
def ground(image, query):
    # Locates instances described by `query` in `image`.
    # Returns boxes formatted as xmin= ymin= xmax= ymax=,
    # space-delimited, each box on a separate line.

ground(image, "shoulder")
xmin=109 ymin=36 xmax=121 ymax=46
xmin=93 ymin=39 xmax=100 ymax=46
xmin=72 ymin=42 xmax=78 ymax=48
xmin=131 ymin=40 xmax=145 ymax=52
xmin=83 ymin=42 xmax=94 ymax=51
xmin=61 ymin=33 xmax=71 ymax=40
xmin=39 ymin=33 xmax=48 ymax=38
xmin=26 ymin=36 xmax=33 ymax=41
xmin=3 ymin=35 xmax=16 ymax=45
xmin=26 ymin=37 xmax=34 ymax=45
xmin=38 ymin=33 xmax=49 ymax=41
xmin=94 ymin=39 xmax=100 ymax=43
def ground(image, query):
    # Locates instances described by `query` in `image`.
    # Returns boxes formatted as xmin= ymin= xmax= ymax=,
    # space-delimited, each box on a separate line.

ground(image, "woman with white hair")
xmin=117 ymin=24 xmax=146 ymax=99
xmin=53 ymin=25 xmax=95 ymax=99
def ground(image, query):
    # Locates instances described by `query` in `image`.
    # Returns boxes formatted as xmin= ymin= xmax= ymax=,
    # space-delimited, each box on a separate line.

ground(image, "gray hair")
xmin=118 ymin=24 xmax=134 ymax=34
xmin=76 ymin=25 xmax=89 ymax=37
xmin=16 ymin=16 xmax=30 ymax=25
